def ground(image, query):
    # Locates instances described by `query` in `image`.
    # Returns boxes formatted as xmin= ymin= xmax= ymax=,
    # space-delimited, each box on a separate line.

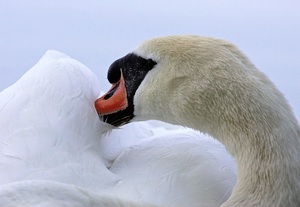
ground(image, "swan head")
xmin=96 ymin=35 xmax=300 ymax=206
xmin=96 ymin=35 xmax=297 ymax=146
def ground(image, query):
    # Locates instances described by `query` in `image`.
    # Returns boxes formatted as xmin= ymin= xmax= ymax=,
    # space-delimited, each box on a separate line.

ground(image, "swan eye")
xmin=107 ymin=54 xmax=156 ymax=84
xmin=100 ymin=53 xmax=157 ymax=126
xmin=107 ymin=53 xmax=157 ymax=96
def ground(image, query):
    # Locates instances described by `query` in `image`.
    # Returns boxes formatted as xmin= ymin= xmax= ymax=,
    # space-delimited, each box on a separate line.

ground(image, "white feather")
xmin=0 ymin=50 xmax=236 ymax=207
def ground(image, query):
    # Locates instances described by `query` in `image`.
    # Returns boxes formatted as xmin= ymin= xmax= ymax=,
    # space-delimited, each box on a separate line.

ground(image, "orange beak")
xmin=95 ymin=71 xmax=128 ymax=115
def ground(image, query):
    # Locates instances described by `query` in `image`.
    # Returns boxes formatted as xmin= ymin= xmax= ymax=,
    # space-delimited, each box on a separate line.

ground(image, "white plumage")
xmin=115 ymin=35 xmax=300 ymax=206
xmin=0 ymin=50 xmax=236 ymax=206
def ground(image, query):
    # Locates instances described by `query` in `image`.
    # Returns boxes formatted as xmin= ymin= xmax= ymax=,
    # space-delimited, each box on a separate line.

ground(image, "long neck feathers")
xmin=193 ymin=73 xmax=300 ymax=206
xmin=135 ymin=35 xmax=300 ymax=206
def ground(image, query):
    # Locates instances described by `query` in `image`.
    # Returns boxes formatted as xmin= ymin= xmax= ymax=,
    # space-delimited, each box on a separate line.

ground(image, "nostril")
xmin=104 ymin=82 xmax=120 ymax=100
xmin=104 ymin=93 xmax=112 ymax=100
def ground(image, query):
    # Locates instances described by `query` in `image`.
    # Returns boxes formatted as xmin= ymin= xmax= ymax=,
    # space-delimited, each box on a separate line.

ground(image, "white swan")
xmin=0 ymin=50 xmax=236 ymax=206
xmin=96 ymin=35 xmax=300 ymax=207
xmin=0 ymin=50 xmax=116 ymax=188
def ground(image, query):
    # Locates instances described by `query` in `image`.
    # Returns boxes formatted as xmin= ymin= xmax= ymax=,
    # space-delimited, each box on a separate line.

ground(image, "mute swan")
xmin=0 ymin=50 xmax=236 ymax=206
xmin=95 ymin=35 xmax=300 ymax=207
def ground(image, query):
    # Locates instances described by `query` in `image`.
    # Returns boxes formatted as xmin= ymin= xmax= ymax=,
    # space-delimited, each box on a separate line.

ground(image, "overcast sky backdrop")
xmin=0 ymin=1 xmax=299 ymax=120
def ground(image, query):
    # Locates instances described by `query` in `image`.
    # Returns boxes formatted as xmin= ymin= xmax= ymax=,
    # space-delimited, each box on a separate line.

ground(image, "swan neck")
xmin=221 ymin=119 xmax=300 ymax=206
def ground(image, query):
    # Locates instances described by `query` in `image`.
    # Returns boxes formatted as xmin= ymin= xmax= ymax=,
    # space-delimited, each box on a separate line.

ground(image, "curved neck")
xmin=167 ymin=92 xmax=300 ymax=206
xmin=222 ymin=122 xmax=300 ymax=206
xmin=197 ymin=109 xmax=300 ymax=206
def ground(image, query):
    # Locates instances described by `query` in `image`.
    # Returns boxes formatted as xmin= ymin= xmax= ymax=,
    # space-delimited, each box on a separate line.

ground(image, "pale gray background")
xmin=0 ymin=1 xmax=299 ymax=120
